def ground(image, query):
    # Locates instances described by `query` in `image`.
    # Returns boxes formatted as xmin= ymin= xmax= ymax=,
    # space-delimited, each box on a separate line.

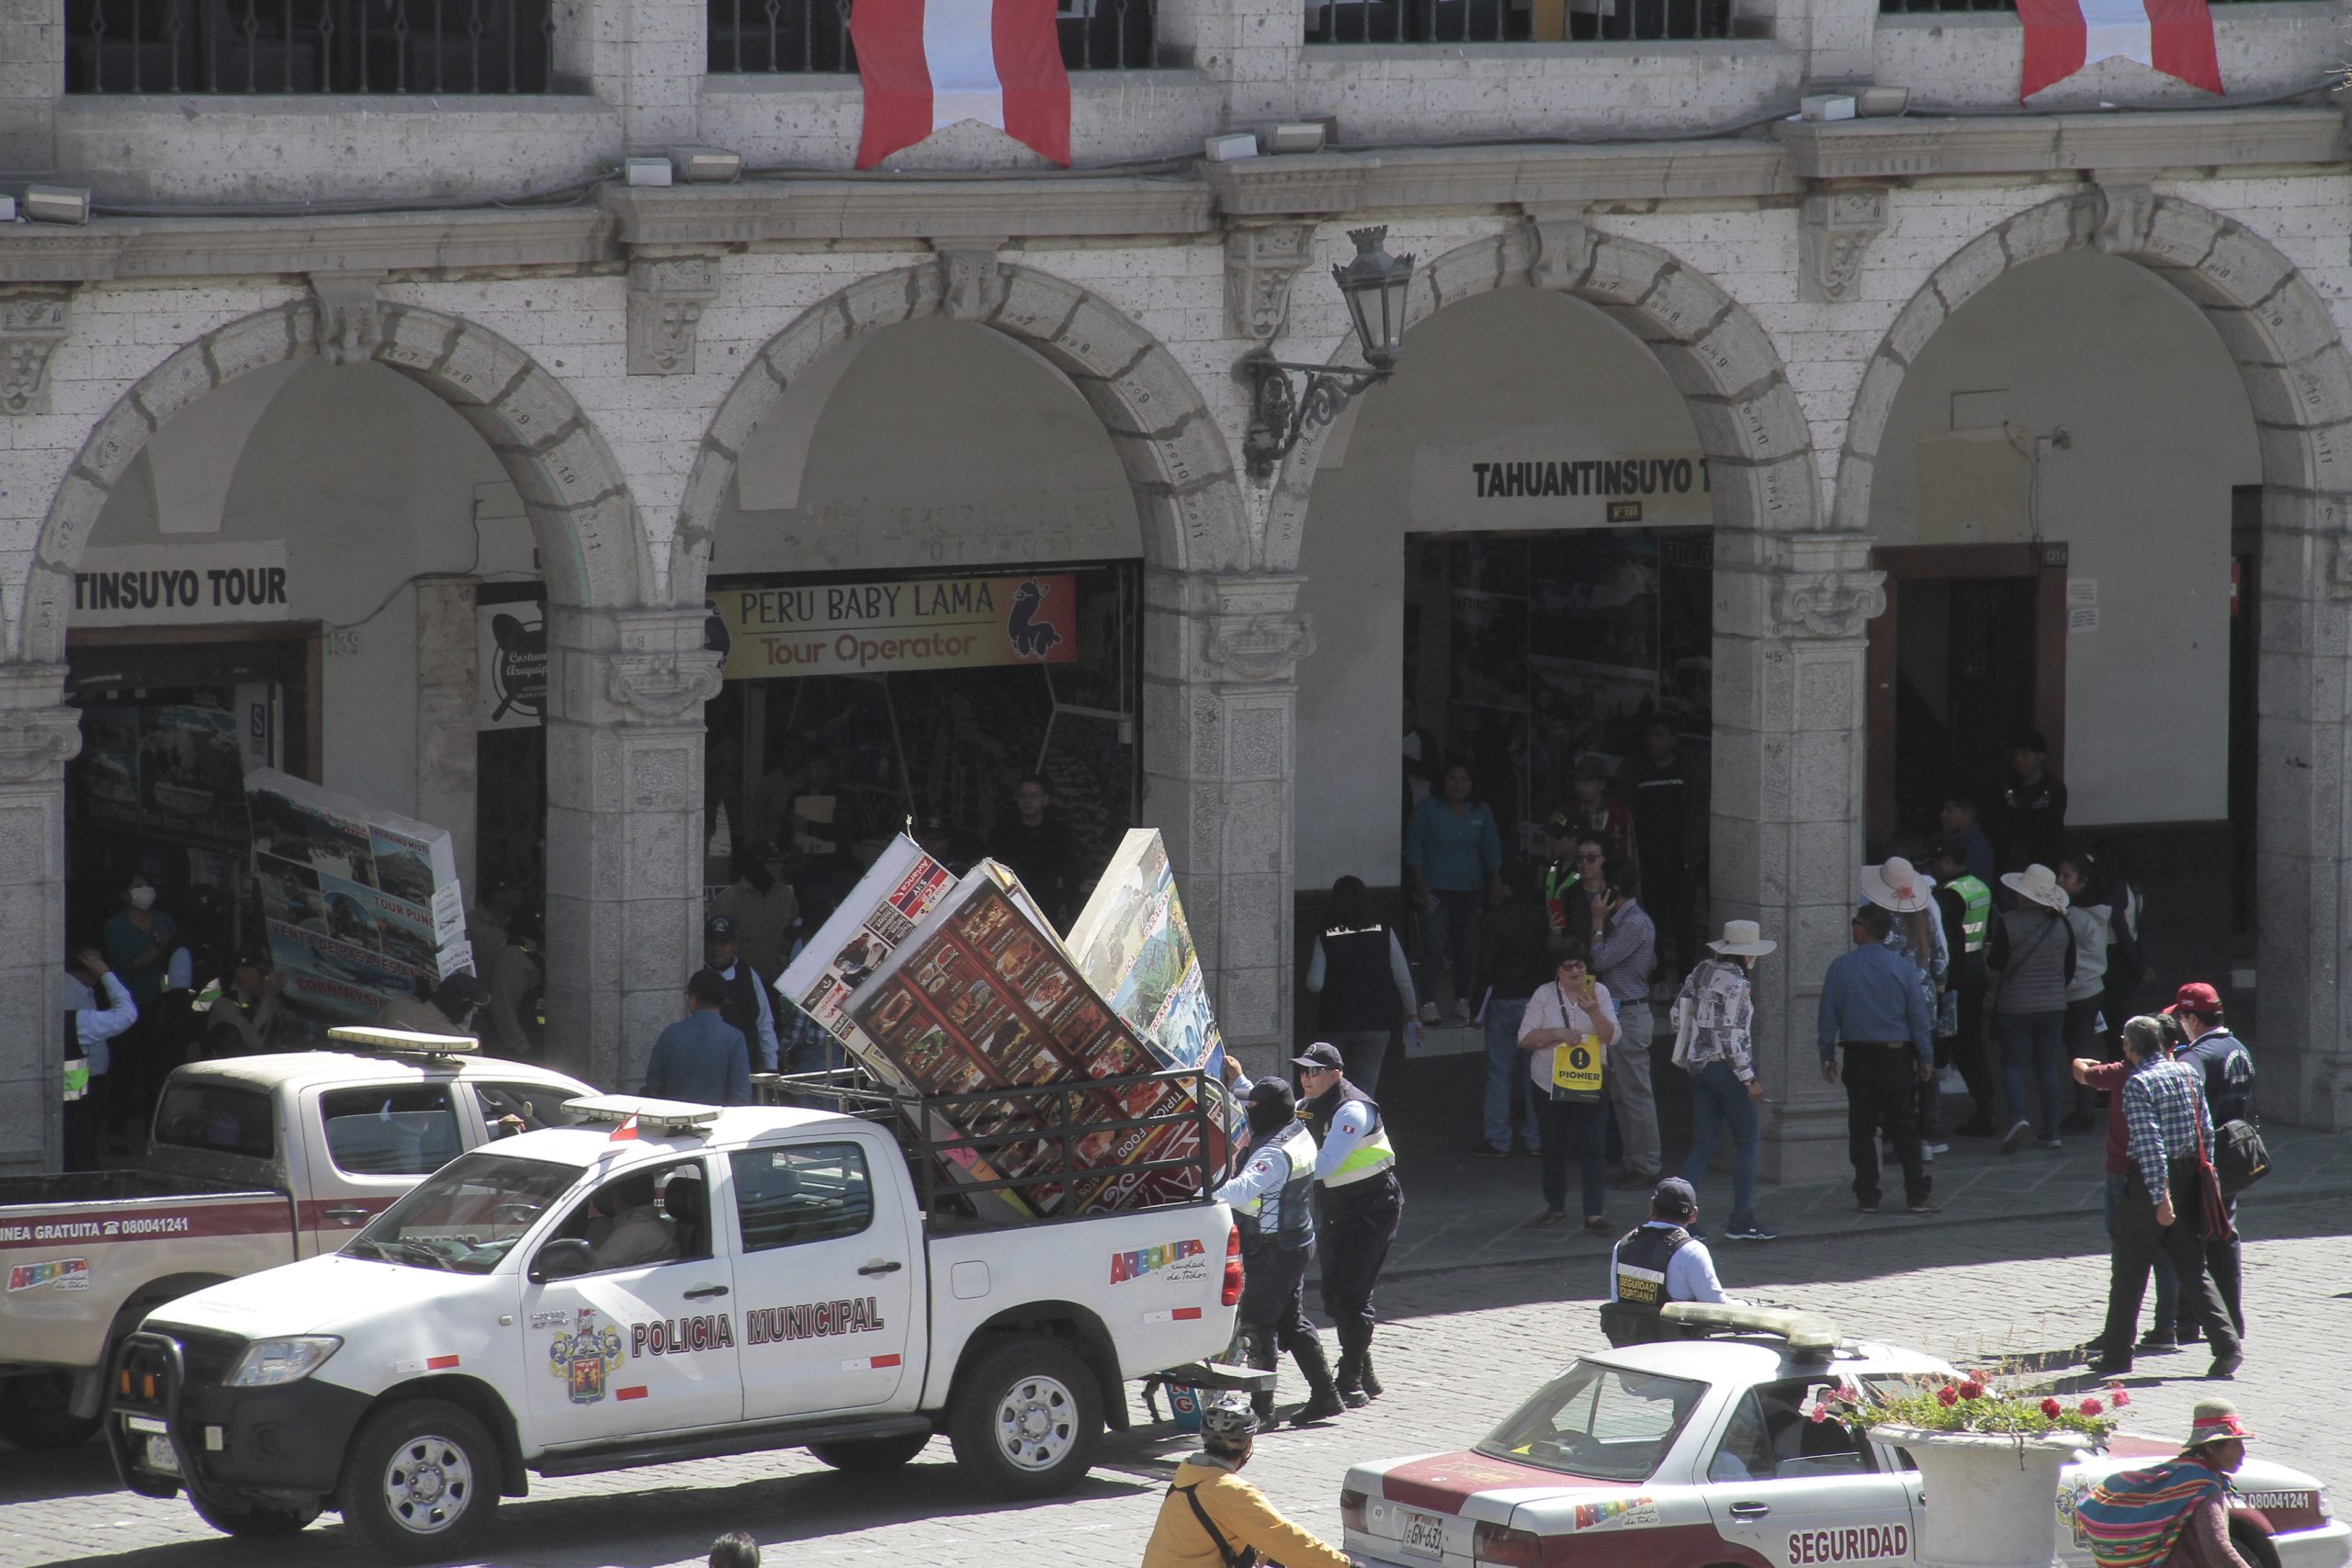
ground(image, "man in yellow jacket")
xmin=1142 ymin=1404 xmax=1359 ymax=1568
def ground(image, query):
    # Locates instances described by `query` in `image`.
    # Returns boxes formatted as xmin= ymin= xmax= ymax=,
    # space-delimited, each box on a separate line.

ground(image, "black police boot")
xmin=1332 ymin=1323 xmax=1369 ymax=1410
xmin=1241 ymin=1328 xmax=1278 ymax=1424
xmin=1357 ymin=1325 xmax=1385 ymax=1401
xmin=1291 ymin=1335 xmax=1346 ymax=1427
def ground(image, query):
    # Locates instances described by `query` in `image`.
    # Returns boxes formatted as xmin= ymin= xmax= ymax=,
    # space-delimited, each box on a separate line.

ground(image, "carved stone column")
xmin=540 ymin=606 xmax=723 ymax=1090
xmin=1141 ymin=570 xmax=1313 ymax=1075
xmin=1797 ymin=188 xmax=1888 ymax=305
xmin=626 ymin=254 xmax=723 ymax=376
xmin=1710 ymin=532 xmax=1885 ymax=1180
xmin=0 ymin=665 xmax=81 ymax=1172
xmin=0 ymin=288 xmax=72 ymax=416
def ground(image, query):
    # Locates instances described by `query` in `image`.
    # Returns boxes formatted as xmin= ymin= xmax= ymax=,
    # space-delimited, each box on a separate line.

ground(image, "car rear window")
xmin=731 ymin=1143 xmax=875 ymax=1251
xmin=153 ymin=1083 xmax=275 ymax=1162
xmin=320 ymin=1085 xmax=462 ymax=1176
xmin=1478 ymin=1359 xmax=1708 ymax=1482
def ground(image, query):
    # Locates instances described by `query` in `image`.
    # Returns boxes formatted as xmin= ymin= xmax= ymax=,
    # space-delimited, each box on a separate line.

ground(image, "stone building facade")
xmin=2 ymin=0 xmax=2346 ymax=1176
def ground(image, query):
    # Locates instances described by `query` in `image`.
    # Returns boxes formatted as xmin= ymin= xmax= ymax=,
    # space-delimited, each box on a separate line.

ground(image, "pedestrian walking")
xmin=2074 ymin=1017 xmax=2186 ymax=1359
xmin=1670 ymin=919 xmax=1778 ymax=1242
xmin=2058 ymin=852 xmax=2116 ymax=1134
xmin=1618 ymin=716 xmax=1707 ymax=968
xmin=2168 ymin=983 xmax=2252 ymax=1343
xmin=1472 ymin=860 xmax=1555 ymax=1157
xmin=1586 ymin=858 xmax=1662 ymax=1187
xmin=1214 ymin=1078 xmax=1341 ymax=1426
xmin=1817 ymin=905 xmax=1939 ymax=1215
xmin=2087 ymin=1014 xmax=2243 ymax=1379
xmin=1140 ymin=1404 xmax=1354 ymax=1568
xmin=62 ymin=945 xmax=138 ymax=1171
xmin=1860 ymin=854 xmax=1948 ymax=1151
xmin=2075 ymin=1401 xmax=2261 ymax=1568
xmin=704 ymin=914 xmax=781 ymax=1073
xmin=1927 ymin=839 xmax=1998 ymax=1136
xmin=1304 ymin=876 xmax=1418 ymax=1095
xmin=643 ymin=969 xmax=755 ymax=1105
xmin=1294 ymin=1041 xmax=1402 ymax=1409
xmin=1405 ymin=761 xmax=1504 ymax=1023
xmin=100 ymin=871 xmax=179 ymax=1149
xmin=1518 ymin=942 xmax=1619 ymax=1234
xmin=707 ymin=842 xmax=801 ymax=986
xmin=1599 ymin=1178 xmax=1746 ymax=1347
xmin=1987 ymin=863 xmax=2077 ymax=1153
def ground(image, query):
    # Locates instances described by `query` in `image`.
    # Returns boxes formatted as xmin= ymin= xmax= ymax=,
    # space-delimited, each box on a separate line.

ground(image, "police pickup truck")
xmin=109 ymin=1081 xmax=1243 ymax=1562
xmin=0 ymin=1032 xmax=590 ymax=1451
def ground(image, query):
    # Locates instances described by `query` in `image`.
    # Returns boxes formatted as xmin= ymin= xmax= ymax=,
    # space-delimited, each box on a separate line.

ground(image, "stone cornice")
xmin=602 ymin=179 xmax=1212 ymax=245
xmin=0 ymin=207 xmax=614 ymax=286
xmin=1777 ymin=107 xmax=2346 ymax=182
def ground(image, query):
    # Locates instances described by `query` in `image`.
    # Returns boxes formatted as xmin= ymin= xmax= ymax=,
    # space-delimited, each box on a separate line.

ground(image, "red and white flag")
xmin=607 ymin=1112 xmax=640 ymax=1143
xmin=852 ymin=0 xmax=1071 ymax=168
xmin=2017 ymin=0 xmax=2221 ymax=100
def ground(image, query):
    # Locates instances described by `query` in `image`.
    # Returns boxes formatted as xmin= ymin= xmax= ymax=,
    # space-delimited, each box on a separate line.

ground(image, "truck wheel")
xmin=338 ymin=1400 xmax=502 ymax=1563
xmin=808 ymin=1430 xmax=933 ymax=1472
xmin=190 ymin=1491 xmax=321 ymax=1537
xmin=0 ymin=1372 xmax=99 ymax=1450
xmin=948 ymin=1338 xmax=1102 ymax=1499
xmin=2231 ymin=1521 xmax=2282 ymax=1568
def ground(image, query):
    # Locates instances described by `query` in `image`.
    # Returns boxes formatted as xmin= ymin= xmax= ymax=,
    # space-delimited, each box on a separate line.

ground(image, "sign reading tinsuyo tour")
xmin=718 ymin=573 xmax=1079 ymax=680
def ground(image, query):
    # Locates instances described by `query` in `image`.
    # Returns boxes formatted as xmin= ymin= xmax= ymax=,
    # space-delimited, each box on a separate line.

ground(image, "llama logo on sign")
xmin=1006 ymin=578 xmax=1064 ymax=660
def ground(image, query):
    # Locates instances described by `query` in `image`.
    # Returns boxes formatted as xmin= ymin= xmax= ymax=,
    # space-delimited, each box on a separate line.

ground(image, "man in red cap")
xmin=2166 ymin=983 xmax=2253 ymax=1344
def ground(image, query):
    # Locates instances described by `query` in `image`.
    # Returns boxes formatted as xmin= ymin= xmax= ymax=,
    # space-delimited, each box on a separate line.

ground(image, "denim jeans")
xmin=1996 ymin=1010 xmax=2067 ymax=1137
xmin=1425 ymin=888 xmax=1486 ymax=1010
xmin=2103 ymin=1171 xmax=2179 ymax=1336
xmin=1681 ymin=1059 xmax=1760 ymax=1229
xmin=1537 ymin=1092 xmax=1607 ymax=1219
xmin=1483 ymin=998 xmax=1540 ymax=1153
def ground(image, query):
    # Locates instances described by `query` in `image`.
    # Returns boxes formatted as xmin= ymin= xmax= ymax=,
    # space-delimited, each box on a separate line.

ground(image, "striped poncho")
xmin=2075 ymin=1458 xmax=2228 ymax=1568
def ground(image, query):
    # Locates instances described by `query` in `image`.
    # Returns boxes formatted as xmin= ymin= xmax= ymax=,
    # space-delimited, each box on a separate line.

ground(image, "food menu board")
xmin=850 ymin=870 xmax=1226 ymax=1214
xmin=782 ymin=835 xmax=959 ymax=1070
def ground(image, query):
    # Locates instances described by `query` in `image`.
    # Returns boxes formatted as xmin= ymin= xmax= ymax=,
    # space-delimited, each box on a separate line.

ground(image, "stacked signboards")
xmin=779 ymin=830 xmax=1234 ymax=1217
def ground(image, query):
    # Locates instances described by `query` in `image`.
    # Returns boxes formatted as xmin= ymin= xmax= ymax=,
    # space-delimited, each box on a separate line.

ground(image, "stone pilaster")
xmin=539 ymin=605 xmax=721 ymax=1091
xmin=0 ymin=665 xmax=80 ymax=1173
xmin=1711 ymin=532 xmax=1884 ymax=1182
xmin=0 ymin=288 xmax=72 ymax=416
xmin=1142 ymin=570 xmax=1312 ymax=1077
xmin=625 ymin=253 xmax=722 ymax=376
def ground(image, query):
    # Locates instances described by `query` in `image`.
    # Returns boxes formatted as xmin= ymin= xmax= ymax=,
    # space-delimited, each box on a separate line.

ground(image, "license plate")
xmin=1400 ymin=1509 xmax=1447 ymax=1559
xmin=142 ymin=1433 xmax=180 ymax=1474
xmin=123 ymin=1414 xmax=166 ymax=1435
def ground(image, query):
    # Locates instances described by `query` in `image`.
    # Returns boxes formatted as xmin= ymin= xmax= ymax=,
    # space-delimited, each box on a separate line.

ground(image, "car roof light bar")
xmin=1661 ymin=1303 xmax=1841 ymax=1357
xmin=327 ymin=1026 xmax=481 ymax=1059
xmin=561 ymin=1095 xmax=724 ymax=1134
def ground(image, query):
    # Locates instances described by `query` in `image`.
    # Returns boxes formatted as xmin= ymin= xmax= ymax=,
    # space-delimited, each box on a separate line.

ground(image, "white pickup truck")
xmin=0 ymin=1042 xmax=592 ymax=1451
xmin=108 ymin=1085 xmax=1245 ymax=1562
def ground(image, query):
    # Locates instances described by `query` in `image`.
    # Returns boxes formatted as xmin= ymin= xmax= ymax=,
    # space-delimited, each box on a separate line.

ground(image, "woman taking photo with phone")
xmin=1518 ymin=942 xmax=1620 ymax=1235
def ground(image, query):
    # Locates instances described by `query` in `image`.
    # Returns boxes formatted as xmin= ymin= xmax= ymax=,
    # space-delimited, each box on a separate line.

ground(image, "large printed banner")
xmin=245 ymin=769 xmax=469 ymax=1031
xmin=717 ymin=573 xmax=1078 ymax=681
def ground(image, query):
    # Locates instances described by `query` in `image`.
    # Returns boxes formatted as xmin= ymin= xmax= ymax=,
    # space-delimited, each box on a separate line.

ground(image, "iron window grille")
xmin=65 ymin=0 xmax=560 ymax=94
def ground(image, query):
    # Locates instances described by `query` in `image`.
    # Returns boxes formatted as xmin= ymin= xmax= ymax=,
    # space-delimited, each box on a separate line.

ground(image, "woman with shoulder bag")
xmin=1986 ymin=863 xmax=2077 ymax=1155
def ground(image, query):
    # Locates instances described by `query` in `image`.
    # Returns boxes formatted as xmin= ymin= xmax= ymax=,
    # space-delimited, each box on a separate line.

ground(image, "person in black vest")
xmin=1599 ymin=1178 xmax=1744 ymax=1348
xmin=1295 ymin=1041 xmax=1403 ymax=1411
xmin=1213 ymin=1078 xmax=1340 ymax=1426
xmin=704 ymin=915 xmax=779 ymax=1073
xmin=1304 ymin=877 xmax=1418 ymax=1095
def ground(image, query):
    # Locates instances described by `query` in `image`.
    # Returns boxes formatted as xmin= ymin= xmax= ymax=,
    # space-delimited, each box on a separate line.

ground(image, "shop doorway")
xmin=1865 ymin=545 xmax=2068 ymax=846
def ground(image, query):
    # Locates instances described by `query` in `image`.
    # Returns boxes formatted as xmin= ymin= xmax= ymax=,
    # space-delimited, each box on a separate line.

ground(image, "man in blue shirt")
xmin=643 ymin=970 xmax=753 ymax=1105
xmin=1818 ymin=906 xmax=1939 ymax=1216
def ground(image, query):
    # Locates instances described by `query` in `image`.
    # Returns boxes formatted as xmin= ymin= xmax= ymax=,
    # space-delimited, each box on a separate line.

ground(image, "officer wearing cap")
xmin=1599 ymin=1178 xmax=1745 ymax=1348
xmin=1294 ymin=1040 xmax=1402 ymax=1413
xmin=705 ymin=913 xmax=780 ymax=1073
xmin=1140 ymin=1403 xmax=1357 ymax=1568
xmin=1214 ymin=1077 xmax=1342 ymax=1426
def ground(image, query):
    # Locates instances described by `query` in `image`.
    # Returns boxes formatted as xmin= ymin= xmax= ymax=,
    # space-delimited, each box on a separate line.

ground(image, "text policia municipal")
xmin=1470 ymin=457 xmax=1709 ymax=500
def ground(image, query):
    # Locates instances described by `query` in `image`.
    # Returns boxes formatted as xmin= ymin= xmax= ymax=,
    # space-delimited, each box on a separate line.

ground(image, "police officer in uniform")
xmin=1928 ymin=839 xmax=1997 ymax=1137
xmin=1214 ymin=1077 xmax=1343 ymax=1426
xmin=1293 ymin=1041 xmax=1401 ymax=1412
xmin=1598 ymin=1178 xmax=1742 ymax=1348
xmin=705 ymin=914 xmax=780 ymax=1072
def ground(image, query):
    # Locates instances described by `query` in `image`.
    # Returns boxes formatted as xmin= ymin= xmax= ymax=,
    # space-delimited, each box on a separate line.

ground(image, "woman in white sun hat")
xmin=1669 ymin=920 xmax=1779 ymax=1242
xmin=1986 ymin=863 xmax=2077 ymax=1156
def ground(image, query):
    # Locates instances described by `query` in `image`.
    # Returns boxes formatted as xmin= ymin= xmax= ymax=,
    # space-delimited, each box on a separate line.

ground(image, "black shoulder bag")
xmin=1172 ymin=1482 xmax=1260 ymax=1568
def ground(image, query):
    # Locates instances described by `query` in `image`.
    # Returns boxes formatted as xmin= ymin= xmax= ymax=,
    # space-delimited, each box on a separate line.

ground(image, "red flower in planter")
xmin=2079 ymin=1397 xmax=2105 ymax=1416
xmin=2041 ymin=1397 xmax=2065 ymax=1419
xmin=1957 ymin=1378 xmax=1986 ymax=1400
xmin=1937 ymin=1384 xmax=1961 ymax=1407
xmin=2106 ymin=1383 xmax=2131 ymax=1407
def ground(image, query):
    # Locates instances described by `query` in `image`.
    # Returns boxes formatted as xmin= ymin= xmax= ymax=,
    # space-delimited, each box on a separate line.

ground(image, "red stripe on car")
xmin=872 ymin=1354 xmax=902 ymax=1369
xmin=1380 ymin=1450 xmax=1613 ymax=1514
xmin=616 ymin=1386 xmax=649 ymax=1401
xmin=425 ymin=1355 xmax=460 ymax=1370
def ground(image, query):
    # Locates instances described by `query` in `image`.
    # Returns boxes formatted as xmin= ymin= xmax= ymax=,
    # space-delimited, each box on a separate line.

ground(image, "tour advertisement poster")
xmin=72 ymin=701 xmax=251 ymax=852
xmin=849 ymin=869 xmax=1225 ymax=1215
xmin=245 ymin=768 xmax=469 ymax=1034
xmin=715 ymin=573 xmax=1080 ymax=682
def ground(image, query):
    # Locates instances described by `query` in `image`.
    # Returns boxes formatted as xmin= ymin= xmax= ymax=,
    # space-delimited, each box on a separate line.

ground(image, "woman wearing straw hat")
xmin=1669 ymin=920 xmax=1779 ymax=1242
xmin=1860 ymin=855 xmax=1950 ymax=1153
xmin=2075 ymin=1400 xmax=2259 ymax=1568
xmin=1987 ymin=863 xmax=2078 ymax=1155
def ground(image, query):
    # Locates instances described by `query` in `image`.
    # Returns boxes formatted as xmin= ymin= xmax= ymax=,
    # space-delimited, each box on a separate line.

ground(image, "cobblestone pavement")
xmin=5 ymin=1191 xmax=2344 ymax=1568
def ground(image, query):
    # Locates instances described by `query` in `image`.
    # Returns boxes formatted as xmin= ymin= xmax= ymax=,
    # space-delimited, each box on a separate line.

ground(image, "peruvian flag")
xmin=2017 ymin=0 xmax=2221 ymax=100
xmin=852 ymin=0 xmax=1071 ymax=168
xmin=607 ymin=1112 xmax=640 ymax=1143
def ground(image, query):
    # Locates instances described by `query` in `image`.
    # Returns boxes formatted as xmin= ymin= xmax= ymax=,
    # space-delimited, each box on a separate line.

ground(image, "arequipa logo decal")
xmin=548 ymin=1306 xmax=624 ymax=1404
xmin=1110 ymin=1237 xmax=1207 ymax=1285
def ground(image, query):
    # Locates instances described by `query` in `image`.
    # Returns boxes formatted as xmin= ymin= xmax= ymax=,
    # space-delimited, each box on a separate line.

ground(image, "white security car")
xmin=1340 ymin=1307 xmax=2346 ymax=1568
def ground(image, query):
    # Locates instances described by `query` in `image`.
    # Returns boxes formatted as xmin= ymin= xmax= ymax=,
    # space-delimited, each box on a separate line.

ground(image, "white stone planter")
xmin=1874 ymin=1423 xmax=2084 ymax=1568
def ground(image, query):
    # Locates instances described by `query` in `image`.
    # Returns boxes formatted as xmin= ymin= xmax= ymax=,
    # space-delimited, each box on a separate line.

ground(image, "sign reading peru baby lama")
xmin=718 ymin=573 xmax=1077 ymax=680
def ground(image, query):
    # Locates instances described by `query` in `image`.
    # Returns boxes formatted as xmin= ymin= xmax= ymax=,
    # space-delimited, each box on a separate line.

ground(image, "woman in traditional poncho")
xmin=2076 ymin=1400 xmax=2258 ymax=1568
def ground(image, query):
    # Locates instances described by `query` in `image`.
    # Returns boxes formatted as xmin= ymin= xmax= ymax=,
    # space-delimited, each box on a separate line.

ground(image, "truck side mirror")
xmin=532 ymin=1238 xmax=594 ymax=1282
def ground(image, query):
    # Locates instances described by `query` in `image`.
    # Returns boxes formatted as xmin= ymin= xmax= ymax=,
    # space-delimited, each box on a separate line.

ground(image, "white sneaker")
xmin=1999 ymin=1119 xmax=2033 ymax=1155
xmin=1924 ymin=1142 xmax=1951 ymax=1156
xmin=1419 ymin=1001 xmax=1441 ymax=1026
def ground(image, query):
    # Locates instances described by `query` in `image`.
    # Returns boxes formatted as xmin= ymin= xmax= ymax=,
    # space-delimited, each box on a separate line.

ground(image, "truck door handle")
xmin=1728 ymin=1502 xmax=1770 ymax=1519
xmin=323 ymin=1208 xmax=369 ymax=1225
xmin=683 ymin=1284 xmax=729 ymax=1300
xmin=858 ymin=1260 xmax=904 ymax=1277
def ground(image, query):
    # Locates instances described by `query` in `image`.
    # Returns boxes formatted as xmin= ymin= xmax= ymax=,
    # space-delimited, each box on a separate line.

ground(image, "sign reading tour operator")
xmin=718 ymin=572 xmax=1080 ymax=680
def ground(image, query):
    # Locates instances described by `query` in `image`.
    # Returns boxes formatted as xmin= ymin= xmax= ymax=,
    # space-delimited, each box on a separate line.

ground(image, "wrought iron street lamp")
xmin=1238 ymin=226 xmax=1415 ymax=479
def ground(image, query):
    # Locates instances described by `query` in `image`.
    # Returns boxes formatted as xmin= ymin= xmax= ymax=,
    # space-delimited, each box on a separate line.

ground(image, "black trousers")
xmin=1317 ymin=1177 xmax=1402 ymax=1337
xmin=1237 ymin=1242 xmax=1317 ymax=1354
xmin=1941 ymin=957 xmax=1995 ymax=1126
xmin=2100 ymin=1157 xmax=2241 ymax=1363
xmin=1842 ymin=1043 xmax=1929 ymax=1206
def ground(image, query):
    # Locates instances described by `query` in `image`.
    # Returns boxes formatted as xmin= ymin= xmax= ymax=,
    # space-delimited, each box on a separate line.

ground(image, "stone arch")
xmin=672 ymin=256 xmax=1250 ymax=596
xmin=1833 ymin=187 xmax=2352 ymax=1127
xmin=1263 ymin=218 xmax=1823 ymax=572
xmin=20 ymin=297 xmax=647 ymax=663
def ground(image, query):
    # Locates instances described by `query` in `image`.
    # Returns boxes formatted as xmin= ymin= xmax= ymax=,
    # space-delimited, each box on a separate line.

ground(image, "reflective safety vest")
xmin=1236 ymin=1121 xmax=1317 ymax=1253
xmin=1597 ymin=1224 xmax=1693 ymax=1348
xmin=1948 ymin=875 xmax=1992 ymax=955
xmin=1302 ymin=1082 xmax=1398 ymax=1190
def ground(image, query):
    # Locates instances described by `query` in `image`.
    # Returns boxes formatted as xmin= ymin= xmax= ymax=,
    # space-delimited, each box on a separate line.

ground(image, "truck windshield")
xmin=1476 ymin=1359 xmax=1708 ymax=1483
xmin=347 ymin=1151 xmax=586 ymax=1274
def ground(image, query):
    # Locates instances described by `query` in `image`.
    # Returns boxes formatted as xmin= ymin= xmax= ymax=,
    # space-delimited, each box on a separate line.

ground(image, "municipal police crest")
xmin=548 ymin=1305 xmax=624 ymax=1404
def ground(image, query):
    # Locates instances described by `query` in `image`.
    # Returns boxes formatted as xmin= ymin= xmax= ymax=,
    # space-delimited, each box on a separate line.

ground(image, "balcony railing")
xmin=707 ymin=0 xmax=1157 ymax=72
xmin=65 ymin=0 xmax=558 ymax=93
xmin=1306 ymin=0 xmax=1732 ymax=43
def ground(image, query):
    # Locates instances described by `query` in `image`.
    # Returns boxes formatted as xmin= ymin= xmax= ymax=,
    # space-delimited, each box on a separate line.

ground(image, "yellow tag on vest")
xmin=1553 ymin=1034 xmax=1605 ymax=1101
